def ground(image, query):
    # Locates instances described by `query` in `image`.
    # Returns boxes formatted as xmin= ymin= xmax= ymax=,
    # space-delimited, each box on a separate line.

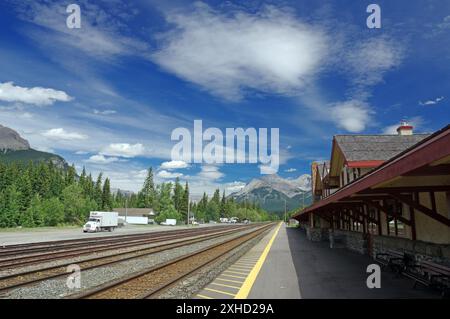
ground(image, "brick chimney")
xmin=397 ymin=121 xmax=413 ymax=136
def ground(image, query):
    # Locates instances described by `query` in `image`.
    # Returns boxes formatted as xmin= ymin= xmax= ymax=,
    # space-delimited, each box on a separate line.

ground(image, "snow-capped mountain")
xmin=229 ymin=174 xmax=312 ymax=213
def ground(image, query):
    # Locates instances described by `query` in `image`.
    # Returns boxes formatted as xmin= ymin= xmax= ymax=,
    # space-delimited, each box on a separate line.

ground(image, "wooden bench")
xmin=375 ymin=249 xmax=411 ymax=275
xmin=404 ymin=260 xmax=450 ymax=297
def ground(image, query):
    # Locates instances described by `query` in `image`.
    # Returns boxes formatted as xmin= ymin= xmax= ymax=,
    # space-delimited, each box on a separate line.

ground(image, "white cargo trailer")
xmin=83 ymin=212 xmax=119 ymax=232
xmin=123 ymin=216 xmax=149 ymax=225
xmin=161 ymin=219 xmax=176 ymax=226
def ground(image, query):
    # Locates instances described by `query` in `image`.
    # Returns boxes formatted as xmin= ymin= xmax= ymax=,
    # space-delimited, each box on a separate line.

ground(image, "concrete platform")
xmin=196 ymin=223 xmax=440 ymax=299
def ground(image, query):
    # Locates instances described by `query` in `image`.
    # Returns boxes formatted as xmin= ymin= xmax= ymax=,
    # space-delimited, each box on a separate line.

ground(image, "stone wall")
xmin=304 ymin=227 xmax=450 ymax=265
xmin=332 ymin=230 xmax=368 ymax=254
xmin=306 ymin=227 xmax=323 ymax=242
xmin=372 ymin=235 xmax=450 ymax=265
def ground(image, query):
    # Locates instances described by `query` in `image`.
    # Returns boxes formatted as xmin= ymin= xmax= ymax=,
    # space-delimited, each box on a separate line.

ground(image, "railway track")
xmin=69 ymin=223 xmax=274 ymax=299
xmin=0 ymin=224 xmax=242 ymax=257
xmin=0 ymin=224 xmax=264 ymax=294
xmin=0 ymin=225 xmax=250 ymax=269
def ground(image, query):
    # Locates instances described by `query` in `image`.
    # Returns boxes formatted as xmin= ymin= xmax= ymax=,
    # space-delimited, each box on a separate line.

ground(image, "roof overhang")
xmin=294 ymin=125 xmax=450 ymax=222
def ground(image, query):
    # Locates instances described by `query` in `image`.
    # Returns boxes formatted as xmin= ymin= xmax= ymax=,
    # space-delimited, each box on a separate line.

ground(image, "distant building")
xmin=114 ymin=208 xmax=157 ymax=225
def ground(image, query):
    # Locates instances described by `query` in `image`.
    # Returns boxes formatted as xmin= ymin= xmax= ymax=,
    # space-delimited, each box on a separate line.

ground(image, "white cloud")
xmin=0 ymin=82 xmax=72 ymax=106
xmin=285 ymin=168 xmax=297 ymax=172
xmin=330 ymin=100 xmax=371 ymax=133
xmin=198 ymin=165 xmax=224 ymax=180
xmin=344 ymin=37 xmax=403 ymax=88
xmin=259 ymin=165 xmax=278 ymax=175
xmin=157 ymin=170 xmax=184 ymax=179
xmin=226 ymin=181 xmax=246 ymax=193
xmin=153 ymin=4 xmax=328 ymax=100
xmin=419 ymin=96 xmax=444 ymax=106
xmin=93 ymin=109 xmax=117 ymax=115
xmin=86 ymin=154 xmax=119 ymax=164
xmin=101 ymin=143 xmax=145 ymax=158
xmin=42 ymin=128 xmax=88 ymax=140
xmin=160 ymin=160 xmax=189 ymax=170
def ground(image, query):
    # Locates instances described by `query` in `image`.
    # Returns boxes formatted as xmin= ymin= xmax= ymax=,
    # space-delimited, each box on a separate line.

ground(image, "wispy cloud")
xmin=153 ymin=4 xmax=328 ymax=101
xmin=0 ymin=82 xmax=72 ymax=106
xmin=419 ymin=96 xmax=444 ymax=106
xmin=93 ymin=109 xmax=117 ymax=115
xmin=42 ymin=128 xmax=87 ymax=140
xmin=160 ymin=160 xmax=189 ymax=170
xmin=13 ymin=0 xmax=149 ymax=62
xmin=101 ymin=143 xmax=145 ymax=158
xmin=157 ymin=170 xmax=184 ymax=179
xmin=86 ymin=154 xmax=120 ymax=164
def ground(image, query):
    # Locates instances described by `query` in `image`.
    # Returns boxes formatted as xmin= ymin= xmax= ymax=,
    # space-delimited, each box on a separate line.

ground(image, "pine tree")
xmin=94 ymin=173 xmax=103 ymax=209
xmin=220 ymin=190 xmax=226 ymax=218
xmin=180 ymin=182 xmax=189 ymax=222
xmin=141 ymin=167 xmax=155 ymax=208
xmin=173 ymin=177 xmax=183 ymax=213
xmin=102 ymin=178 xmax=112 ymax=210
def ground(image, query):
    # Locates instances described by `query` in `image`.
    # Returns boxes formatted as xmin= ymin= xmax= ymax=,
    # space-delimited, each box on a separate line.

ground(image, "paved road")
xmin=0 ymin=224 xmax=221 ymax=246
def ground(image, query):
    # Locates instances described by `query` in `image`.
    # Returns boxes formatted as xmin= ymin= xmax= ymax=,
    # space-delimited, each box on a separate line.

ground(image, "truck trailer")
xmin=83 ymin=211 xmax=119 ymax=232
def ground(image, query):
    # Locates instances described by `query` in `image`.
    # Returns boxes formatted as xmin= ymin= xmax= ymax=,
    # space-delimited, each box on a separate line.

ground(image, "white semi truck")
xmin=83 ymin=212 xmax=119 ymax=232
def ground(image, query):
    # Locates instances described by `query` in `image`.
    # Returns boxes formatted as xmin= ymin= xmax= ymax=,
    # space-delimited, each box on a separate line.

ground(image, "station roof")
xmin=334 ymin=134 xmax=430 ymax=162
xmin=294 ymin=125 xmax=450 ymax=223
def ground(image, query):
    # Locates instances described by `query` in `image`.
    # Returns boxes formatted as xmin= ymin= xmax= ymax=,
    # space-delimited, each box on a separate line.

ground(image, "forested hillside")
xmin=0 ymin=162 xmax=275 ymax=228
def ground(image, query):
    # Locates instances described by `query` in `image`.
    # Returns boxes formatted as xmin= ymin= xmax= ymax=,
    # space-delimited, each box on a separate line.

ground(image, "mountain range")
xmin=0 ymin=124 xmax=68 ymax=169
xmin=229 ymin=174 xmax=312 ymax=213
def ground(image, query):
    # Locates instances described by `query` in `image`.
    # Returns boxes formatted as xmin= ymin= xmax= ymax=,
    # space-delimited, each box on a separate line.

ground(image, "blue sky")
xmin=0 ymin=0 xmax=449 ymax=197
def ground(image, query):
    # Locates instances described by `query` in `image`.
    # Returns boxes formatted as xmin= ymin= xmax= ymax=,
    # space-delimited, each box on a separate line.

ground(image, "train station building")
xmin=293 ymin=123 xmax=450 ymax=264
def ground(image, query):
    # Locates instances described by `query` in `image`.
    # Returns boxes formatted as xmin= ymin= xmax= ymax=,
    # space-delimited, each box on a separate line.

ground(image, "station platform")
xmin=195 ymin=223 xmax=439 ymax=299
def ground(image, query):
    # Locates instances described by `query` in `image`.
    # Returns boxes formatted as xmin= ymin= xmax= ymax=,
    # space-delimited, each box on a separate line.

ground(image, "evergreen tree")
xmin=220 ymin=190 xmax=226 ymax=217
xmin=141 ymin=167 xmax=155 ymax=208
xmin=94 ymin=173 xmax=103 ymax=209
xmin=173 ymin=177 xmax=183 ymax=213
xmin=102 ymin=178 xmax=112 ymax=210
xmin=179 ymin=182 xmax=189 ymax=222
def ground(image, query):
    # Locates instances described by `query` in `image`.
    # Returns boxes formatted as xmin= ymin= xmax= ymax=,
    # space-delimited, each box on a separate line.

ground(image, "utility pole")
xmin=284 ymin=198 xmax=287 ymax=223
xmin=187 ymin=196 xmax=190 ymax=226
xmin=125 ymin=197 xmax=128 ymax=223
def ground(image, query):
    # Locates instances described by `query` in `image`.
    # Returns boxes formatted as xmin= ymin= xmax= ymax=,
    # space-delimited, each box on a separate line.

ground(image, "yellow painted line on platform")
xmin=210 ymin=282 xmax=241 ymax=289
xmin=216 ymin=277 xmax=244 ymax=284
xmin=234 ymin=222 xmax=282 ymax=299
xmin=196 ymin=294 xmax=213 ymax=299
xmin=205 ymin=287 xmax=236 ymax=297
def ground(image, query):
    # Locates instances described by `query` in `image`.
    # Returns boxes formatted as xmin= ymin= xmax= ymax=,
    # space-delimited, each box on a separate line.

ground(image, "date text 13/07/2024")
xmin=176 ymin=303 xmax=275 ymax=317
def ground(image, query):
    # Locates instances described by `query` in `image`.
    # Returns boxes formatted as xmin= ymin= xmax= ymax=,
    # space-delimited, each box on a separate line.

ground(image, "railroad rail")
xmin=0 ymin=224 xmax=242 ymax=256
xmin=0 ymin=225 xmax=250 ymax=269
xmin=69 ymin=223 xmax=274 ymax=299
xmin=0 ymin=224 xmax=264 ymax=294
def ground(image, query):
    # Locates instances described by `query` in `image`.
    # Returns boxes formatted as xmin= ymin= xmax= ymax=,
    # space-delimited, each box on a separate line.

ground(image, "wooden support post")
xmin=377 ymin=208 xmax=382 ymax=236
